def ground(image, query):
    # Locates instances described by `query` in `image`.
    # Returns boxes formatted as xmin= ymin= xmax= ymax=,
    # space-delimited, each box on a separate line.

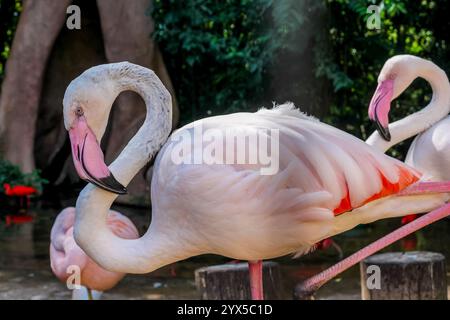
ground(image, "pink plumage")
xmin=50 ymin=207 xmax=139 ymax=292
xmin=63 ymin=61 xmax=450 ymax=300
xmin=151 ymin=104 xmax=423 ymax=258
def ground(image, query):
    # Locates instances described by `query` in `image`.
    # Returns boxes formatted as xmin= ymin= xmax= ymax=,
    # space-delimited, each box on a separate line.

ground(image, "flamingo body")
xmin=398 ymin=107 xmax=450 ymax=226
xmin=149 ymin=104 xmax=426 ymax=260
xmin=62 ymin=62 xmax=450 ymax=300
xmin=50 ymin=207 xmax=139 ymax=292
xmin=406 ymin=116 xmax=450 ymax=181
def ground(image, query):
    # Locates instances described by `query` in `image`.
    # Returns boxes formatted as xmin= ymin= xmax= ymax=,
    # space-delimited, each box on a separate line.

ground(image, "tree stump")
xmin=360 ymin=251 xmax=447 ymax=300
xmin=195 ymin=262 xmax=284 ymax=300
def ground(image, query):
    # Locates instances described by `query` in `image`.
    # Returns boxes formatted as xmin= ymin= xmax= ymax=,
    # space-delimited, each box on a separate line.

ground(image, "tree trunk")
xmin=36 ymin=0 xmax=107 ymax=182
xmin=195 ymin=262 xmax=284 ymax=300
xmin=1 ymin=0 xmax=180 ymax=206
xmin=0 ymin=0 xmax=71 ymax=172
xmin=360 ymin=251 xmax=447 ymax=300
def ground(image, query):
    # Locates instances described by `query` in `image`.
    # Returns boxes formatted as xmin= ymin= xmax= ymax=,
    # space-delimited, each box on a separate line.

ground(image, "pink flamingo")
xmin=366 ymin=55 xmax=450 ymax=240
xmin=50 ymin=207 xmax=139 ymax=300
xmin=367 ymin=54 xmax=450 ymax=194
xmin=297 ymin=54 xmax=450 ymax=297
xmin=62 ymin=62 xmax=450 ymax=300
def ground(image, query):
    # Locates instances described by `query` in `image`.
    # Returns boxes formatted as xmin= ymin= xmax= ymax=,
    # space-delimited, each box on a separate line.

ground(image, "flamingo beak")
xmin=368 ymin=79 xmax=394 ymax=141
xmin=68 ymin=116 xmax=127 ymax=194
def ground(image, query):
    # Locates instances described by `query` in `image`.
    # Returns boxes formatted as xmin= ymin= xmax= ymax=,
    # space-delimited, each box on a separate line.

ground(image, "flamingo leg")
xmin=296 ymin=202 xmax=450 ymax=299
xmin=87 ymin=288 xmax=93 ymax=300
xmin=248 ymin=260 xmax=263 ymax=300
xmin=399 ymin=181 xmax=450 ymax=196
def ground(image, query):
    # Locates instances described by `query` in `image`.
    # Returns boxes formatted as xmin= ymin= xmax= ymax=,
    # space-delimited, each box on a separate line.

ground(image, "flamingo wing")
xmin=50 ymin=208 xmax=88 ymax=280
xmin=151 ymin=104 xmax=421 ymax=259
xmin=50 ymin=207 xmax=139 ymax=289
xmin=50 ymin=207 xmax=77 ymax=252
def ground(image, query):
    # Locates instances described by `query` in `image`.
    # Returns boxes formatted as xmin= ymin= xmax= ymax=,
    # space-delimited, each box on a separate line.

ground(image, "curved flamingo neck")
xmin=74 ymin=64 xmax=188 ymax=273
xmin=107 ymin=65 xmax=173 ymax=186
xmin=75 ymin=185 xmax=191 ymax=273
xmin=366 ymin=60 xmax=450 ymax=152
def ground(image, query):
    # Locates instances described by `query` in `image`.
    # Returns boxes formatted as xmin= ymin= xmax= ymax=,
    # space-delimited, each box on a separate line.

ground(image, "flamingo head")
xmin=368 ymin=55 xmax=420 ymax=141
xmin=63 ymin=65 xmax=127 ymax=195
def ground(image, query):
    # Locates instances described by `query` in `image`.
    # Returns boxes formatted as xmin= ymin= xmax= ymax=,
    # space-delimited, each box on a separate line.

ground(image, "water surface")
xmin=0 ymin=202 xmax=448 ymax=300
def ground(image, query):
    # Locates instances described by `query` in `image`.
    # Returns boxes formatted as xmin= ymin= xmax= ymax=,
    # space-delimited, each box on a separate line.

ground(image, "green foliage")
xmin=0 ymin=0 xmax=21 ymax=82
xmin=152 ymin=0 xmax=324 ymax=125
xmin=0 ymin=158 xmax=47 ymax=194
xmin=318 ymin=0 xmax=450 ymax=158
xmin=269 ymin=0 xmax=325 ymax=53
xmin=152 ymin=0 xmax=276 ymax=124
xmin=1 ymin=0 xmax=442 ymax=165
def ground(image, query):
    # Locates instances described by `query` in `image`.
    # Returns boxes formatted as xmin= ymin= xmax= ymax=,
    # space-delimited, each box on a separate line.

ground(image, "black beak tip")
xmin=372 ymin=118 xmax=391 ymax=142
xmin=377 ymin=125 xmax=391 ymax=142
xmin=114 ymin=186 xmax=128 ymax=195
xmin=79 ymin=142 xmax=128 ymax=195
xmin=383 ymin=129 xmax=391 ymax=142
xmin=92 ymin=174 xmax=128 ymax=195
xmin=373 ymin=112 xmax=391 ymax=142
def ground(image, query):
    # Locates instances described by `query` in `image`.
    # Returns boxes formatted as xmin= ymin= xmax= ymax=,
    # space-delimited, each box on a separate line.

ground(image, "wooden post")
xmin=195 ymin=261 xmax=284 ymax=300
xmin=360 ymin=251 xmax=447 ymax=300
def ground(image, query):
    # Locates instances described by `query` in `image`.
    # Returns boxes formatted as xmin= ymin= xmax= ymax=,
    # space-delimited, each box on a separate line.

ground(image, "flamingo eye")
xmin=75 ymin=106 xmax=84 ymax=117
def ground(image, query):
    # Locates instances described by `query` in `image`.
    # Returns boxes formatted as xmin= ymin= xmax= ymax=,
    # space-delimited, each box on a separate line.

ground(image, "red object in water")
xmin=3 ymin=183 xmax=37 ymax=197
xmin=401 ymin=214 xmax=418 ymax=225
xmin=5 ymin=214 xmax=34 ymax=226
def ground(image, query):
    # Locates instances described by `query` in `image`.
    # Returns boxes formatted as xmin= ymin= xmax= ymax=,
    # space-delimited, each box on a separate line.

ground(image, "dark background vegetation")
xmin=0 ymin=0 xmax=21 ymax=82
xmin=318 ymin=0 xmax=450 ymax=158
xmin=2 ymin=0 xmax=450 ymax=161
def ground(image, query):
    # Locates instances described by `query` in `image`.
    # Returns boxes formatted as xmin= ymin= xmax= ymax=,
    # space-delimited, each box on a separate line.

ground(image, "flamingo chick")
xmin=63 ymin=63 xmax=450 ymax=300
xmin=50 ymin=207 xmax=139 ymax=300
